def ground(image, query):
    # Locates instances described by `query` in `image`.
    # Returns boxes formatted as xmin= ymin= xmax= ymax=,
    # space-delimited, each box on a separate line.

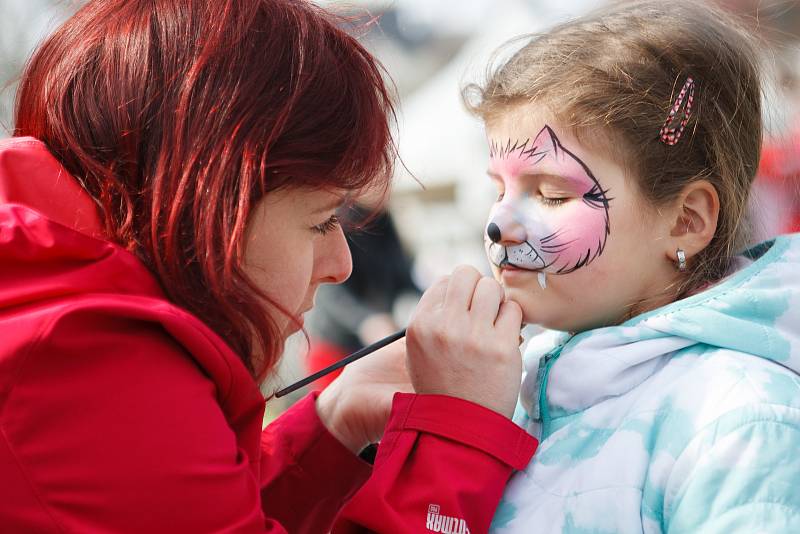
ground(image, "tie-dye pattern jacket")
xmin=492 ymin=234 xmax=800 ymax=533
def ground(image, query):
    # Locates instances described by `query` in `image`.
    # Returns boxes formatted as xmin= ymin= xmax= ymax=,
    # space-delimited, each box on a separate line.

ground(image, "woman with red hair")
xmin=0 ymin=1 xmax=536 ymax=532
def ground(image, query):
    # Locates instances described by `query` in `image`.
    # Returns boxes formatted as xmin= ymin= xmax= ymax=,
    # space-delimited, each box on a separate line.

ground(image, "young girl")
xmin=464 ymin=0 xmax=800 ymax=532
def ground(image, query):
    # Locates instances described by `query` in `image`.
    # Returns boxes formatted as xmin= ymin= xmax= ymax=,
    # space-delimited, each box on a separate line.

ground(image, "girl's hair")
xmin=464 ymin=0 xmax=762 ymax=296
xmin=15 ymin=0 xmax=396 ymax=381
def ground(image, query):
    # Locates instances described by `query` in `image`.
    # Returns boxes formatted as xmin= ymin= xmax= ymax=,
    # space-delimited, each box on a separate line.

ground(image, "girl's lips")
xmin=500 ymin=263 xmax=522 ymax=271
xmin=500 ymin=264 xmax=545 ymax=287
xmin=500 ymin=264 xmax=531 ymax=279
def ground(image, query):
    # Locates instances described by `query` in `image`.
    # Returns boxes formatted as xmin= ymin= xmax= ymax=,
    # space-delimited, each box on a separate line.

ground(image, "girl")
xmin=0 ymin=0 xmax=534 ymax=532
xmin=465 ymin=0 xmax=800 ymax=532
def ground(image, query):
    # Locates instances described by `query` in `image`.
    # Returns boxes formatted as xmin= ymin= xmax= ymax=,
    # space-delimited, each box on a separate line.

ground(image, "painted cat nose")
xmin=487 ymin=222 xmax=502 ymax=243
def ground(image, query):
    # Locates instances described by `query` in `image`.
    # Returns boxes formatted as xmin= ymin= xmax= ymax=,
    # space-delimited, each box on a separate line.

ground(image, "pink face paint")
xmin=485 ymin=125 xmax=611 ymax=277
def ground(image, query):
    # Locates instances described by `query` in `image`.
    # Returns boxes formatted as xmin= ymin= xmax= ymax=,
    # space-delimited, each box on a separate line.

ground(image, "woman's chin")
xmin=284 ymin=318 xmax=304 ymax=337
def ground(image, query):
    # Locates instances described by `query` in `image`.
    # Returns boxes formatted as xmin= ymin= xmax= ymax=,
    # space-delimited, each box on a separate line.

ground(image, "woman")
xmin=0 ymin=1 xmax=536 ymax=533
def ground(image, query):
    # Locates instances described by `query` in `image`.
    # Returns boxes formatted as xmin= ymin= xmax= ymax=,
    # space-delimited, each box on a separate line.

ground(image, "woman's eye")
xmin=311 ymin=214 xmax=340 ymax=235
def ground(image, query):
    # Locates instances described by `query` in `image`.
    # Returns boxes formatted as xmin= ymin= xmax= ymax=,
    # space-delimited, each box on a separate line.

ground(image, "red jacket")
xmin=0 ymin=137 xmax=537 ymax=533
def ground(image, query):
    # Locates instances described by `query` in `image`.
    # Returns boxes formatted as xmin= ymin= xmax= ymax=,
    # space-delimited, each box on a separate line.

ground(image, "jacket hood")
xmin=521 ymin=233 xmax=800 ymax=418
xmin=0 ymin=137 xmax=166 ymax=309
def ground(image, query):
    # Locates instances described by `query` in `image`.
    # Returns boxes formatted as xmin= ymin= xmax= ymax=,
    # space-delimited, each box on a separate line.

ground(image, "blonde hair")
xmin=464 ymin=0 xmax=763 ymax=295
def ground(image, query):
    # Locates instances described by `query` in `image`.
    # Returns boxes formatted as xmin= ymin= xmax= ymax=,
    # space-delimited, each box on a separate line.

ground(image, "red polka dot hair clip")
xmin=660 ymin=76 xmax=695 ymax=146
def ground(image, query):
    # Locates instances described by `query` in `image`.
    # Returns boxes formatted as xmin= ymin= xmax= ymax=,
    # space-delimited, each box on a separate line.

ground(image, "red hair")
xmin=15 ymin=0 xmax=396 ymax=380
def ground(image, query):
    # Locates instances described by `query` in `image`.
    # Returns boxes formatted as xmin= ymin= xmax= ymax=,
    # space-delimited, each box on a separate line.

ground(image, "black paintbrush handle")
xmin=274 ymin=328 xmax=407 ymax=398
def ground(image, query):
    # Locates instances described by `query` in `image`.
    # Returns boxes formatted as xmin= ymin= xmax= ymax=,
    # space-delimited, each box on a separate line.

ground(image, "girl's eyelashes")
xmin=311 ymin=214 xmax=340 ymax=235
xmin=493 ymin=190 xmax=569 ymax=206
xmin=539 ymin=196 xmax=569 ymax=206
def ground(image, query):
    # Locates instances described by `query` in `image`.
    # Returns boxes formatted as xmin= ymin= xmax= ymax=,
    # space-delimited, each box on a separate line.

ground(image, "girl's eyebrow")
xmin=488 ymin=138 xmax=531 ymax=159
xmin=487 ymin=170 xmax=587 ymax=189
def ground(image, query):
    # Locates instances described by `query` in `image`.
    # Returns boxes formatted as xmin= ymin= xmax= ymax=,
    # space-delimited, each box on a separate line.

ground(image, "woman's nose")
xmin=319 ymin=228 xmax=353 ymax=284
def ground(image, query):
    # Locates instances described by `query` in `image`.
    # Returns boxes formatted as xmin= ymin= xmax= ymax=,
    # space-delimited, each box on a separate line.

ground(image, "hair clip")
xmin=660 ymin=77 xmax=695 ymax=146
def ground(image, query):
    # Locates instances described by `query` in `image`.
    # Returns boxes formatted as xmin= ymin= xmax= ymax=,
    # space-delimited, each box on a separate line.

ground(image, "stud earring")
xmin=676 ymin=248 xmax=687 ymax=272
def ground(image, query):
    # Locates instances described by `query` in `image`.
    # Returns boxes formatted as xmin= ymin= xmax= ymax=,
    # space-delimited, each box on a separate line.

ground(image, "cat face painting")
xmin=485 ymin=108 xmax=675 ymax=332
xmin=486 ymin=125 xmax=611 ymax=289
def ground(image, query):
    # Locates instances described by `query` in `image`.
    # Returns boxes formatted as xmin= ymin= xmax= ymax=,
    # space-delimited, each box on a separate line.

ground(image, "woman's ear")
xmin=668 ymin=180 xmax=720 ymax=260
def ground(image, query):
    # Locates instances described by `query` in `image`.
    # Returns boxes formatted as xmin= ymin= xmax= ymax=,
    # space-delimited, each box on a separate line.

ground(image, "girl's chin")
xmin=501 ymin=287 xmax=567 ymax=331
xmin=499 ymin=277 xmax=544 ymax=301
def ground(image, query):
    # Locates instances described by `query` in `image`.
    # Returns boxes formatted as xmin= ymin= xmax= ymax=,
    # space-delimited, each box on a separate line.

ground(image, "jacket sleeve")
xmin=260 ymin=392 xmax=372 ymax=532
xmin=333 ymin=393 xmax=539 ymax=534
xmin=665 ymin=404 xmax=800 ymax=533
xmin=3 ymin=309 xmax=368 ymax=534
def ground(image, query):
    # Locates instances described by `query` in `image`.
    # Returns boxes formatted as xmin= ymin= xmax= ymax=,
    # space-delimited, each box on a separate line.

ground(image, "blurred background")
xmin=2 ymin=0 xmax=799 ymax=410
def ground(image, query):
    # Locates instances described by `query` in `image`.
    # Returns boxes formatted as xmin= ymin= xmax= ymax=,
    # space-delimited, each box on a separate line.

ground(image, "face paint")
xmin=486 ymin=125 xmax=611 ymax=278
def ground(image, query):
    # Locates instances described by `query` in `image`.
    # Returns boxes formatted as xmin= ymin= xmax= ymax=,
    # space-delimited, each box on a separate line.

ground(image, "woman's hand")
xmin=316 ymin=265 xmax=523 ymax=452
xmin=316 ymin=337 xmax=412 ymax=453
xmin=357 ymin=312 xmax=397 ymax=346
xmin=406 ymin=265 xmax=523 ymax=418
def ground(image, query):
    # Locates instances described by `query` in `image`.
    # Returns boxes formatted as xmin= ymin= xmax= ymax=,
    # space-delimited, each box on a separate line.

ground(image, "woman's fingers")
xmin=495 ymin=299 xmax=523 ymax=335
xmin=419 ymin=267 xmax=507 ymax=328
xmin=443 ymin=265 xmax=482 ymax=311
xmin=405 ymin=266 xmax=524 ymax=419
xmin=471 ymin=276 xmax=505 ymax=325
xmin=414 ymin=275 xmax=449 ymax=314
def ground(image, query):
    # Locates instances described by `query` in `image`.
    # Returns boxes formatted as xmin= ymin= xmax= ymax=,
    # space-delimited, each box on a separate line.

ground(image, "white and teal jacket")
xmin=491 ymin=234 xmax=800 ymax=533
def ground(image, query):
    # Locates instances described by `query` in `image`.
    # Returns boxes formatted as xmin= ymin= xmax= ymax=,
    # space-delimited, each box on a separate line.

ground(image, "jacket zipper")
xmin=536 ymin=337 xmax=572 ymax=441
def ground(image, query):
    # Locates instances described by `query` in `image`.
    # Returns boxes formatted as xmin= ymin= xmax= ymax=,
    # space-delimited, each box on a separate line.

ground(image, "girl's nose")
xmin=487 ymin=222 xmax=502 ymax=243
xmin=486 ymin=219 xmax=526 ymax=245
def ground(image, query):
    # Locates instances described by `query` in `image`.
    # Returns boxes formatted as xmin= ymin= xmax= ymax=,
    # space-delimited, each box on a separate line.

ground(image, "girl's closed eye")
xmin=539 ymin=195 xmax=569 ymax=207
xmin=536 ymin=179 xmax=575 ymax=206
xmin=311 ymin=214 xmax=340 ymax=235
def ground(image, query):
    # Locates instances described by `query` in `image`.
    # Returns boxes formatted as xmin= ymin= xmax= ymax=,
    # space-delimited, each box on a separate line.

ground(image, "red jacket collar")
xmin=0 ymin=136 xmax=165 ymax=304
xmin=0 ymin=137 xmax=104 ymax=239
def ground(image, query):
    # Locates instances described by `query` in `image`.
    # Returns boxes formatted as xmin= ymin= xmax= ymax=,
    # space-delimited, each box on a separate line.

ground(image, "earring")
xmin=676 ymin=248 xmax=687 ymax=272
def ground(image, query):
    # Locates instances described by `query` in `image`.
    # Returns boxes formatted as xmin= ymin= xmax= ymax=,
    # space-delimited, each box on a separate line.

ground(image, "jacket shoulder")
xmin=664 ymin=347 xmax=800 ymax=415
xmin=0 ymin=301 xmax=268 ymax=532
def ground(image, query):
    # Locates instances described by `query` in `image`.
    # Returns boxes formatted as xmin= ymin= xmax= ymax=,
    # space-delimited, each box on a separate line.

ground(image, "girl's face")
xmin=243 ymin=187 xmax=352 ymax=340
xmin=485 ymin=108 xmax=677 ymax=332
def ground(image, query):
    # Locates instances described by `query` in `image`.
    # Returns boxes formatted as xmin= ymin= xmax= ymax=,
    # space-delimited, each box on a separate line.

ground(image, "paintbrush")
xmin=274 ymin=328 xmax=407 ymax=398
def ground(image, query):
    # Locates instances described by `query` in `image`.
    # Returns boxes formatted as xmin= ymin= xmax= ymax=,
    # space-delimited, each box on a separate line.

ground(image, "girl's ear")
xmin=668 ymin=180 xmax=720 ymax=261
